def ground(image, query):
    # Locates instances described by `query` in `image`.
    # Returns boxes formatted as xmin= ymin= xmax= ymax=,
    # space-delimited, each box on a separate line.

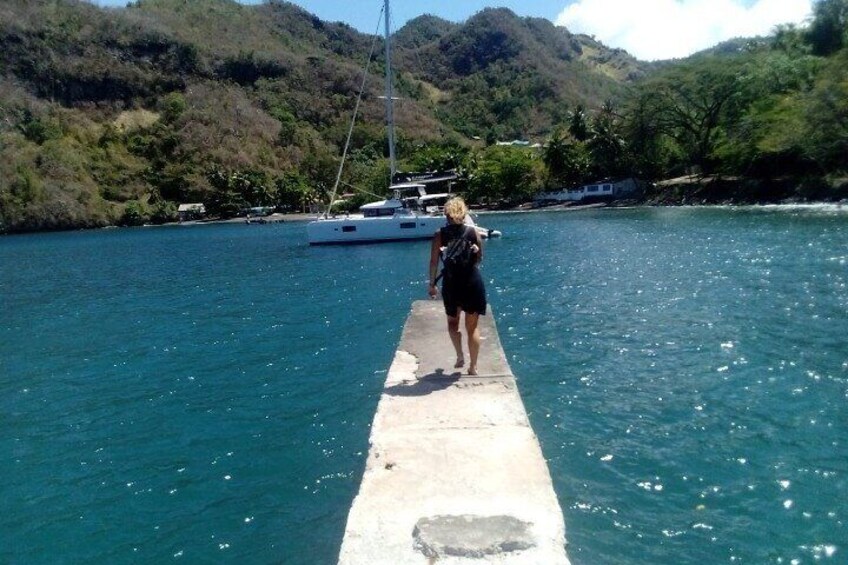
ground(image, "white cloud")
xmin=555 ymin=0 xmax=813 ymax=61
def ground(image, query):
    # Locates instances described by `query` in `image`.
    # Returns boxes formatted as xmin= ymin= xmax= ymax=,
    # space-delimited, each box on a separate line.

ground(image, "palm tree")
xmin=568 ymin=104 xmax=589 ymax=141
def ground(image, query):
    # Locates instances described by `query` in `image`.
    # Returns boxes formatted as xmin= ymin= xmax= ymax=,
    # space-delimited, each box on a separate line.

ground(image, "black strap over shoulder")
xmin=435 ymin=225 xmax=476 ymax=285
xmin=440 ymin=224 xmax=474 ymax=245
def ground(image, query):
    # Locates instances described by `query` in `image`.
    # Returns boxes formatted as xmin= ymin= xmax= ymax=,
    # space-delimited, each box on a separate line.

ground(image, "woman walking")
xmin=427 ymin=197 xmax=487 ymax=375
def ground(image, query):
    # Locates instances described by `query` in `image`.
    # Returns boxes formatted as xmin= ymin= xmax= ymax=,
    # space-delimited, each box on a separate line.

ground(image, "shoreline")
xmin=179 ymin=200 xmax=848 ymax=229
xmin=178 ymin=212 xmax=315 ymax=226
xmin=476 ymin=199 xmax=848 ymax=215
xmin=4 ymin=199 xmax=848 ymax=236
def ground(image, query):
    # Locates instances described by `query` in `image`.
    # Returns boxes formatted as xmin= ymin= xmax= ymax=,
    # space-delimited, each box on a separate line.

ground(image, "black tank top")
xmin=440 ymin=224 xmax=477 ymax=280
xmin=440 ymin=224 xmax=475 ymax=248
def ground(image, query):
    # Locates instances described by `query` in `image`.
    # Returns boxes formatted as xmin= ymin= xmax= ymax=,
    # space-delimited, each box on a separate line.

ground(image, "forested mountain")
xmin=0 ymin=0 xmax=846 ymax=233
xmin=395 ymin=8 xmax=645 ymax=140
xmin=0 ymin=0 xmax=640 ymax=232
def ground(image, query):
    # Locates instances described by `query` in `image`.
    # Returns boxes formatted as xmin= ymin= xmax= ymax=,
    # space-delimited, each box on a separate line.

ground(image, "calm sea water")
xmin=1 ymin=208 xmax=845 ymax=564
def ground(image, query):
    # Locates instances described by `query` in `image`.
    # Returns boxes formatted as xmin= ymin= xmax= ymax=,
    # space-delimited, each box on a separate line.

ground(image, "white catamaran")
xmin=306 ymin=0 xmax=499 ymax=245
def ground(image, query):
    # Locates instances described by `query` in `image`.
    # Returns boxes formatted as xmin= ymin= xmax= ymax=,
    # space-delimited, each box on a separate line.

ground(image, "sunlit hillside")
xmin=1 ymin=0 xmax=845 ymax=233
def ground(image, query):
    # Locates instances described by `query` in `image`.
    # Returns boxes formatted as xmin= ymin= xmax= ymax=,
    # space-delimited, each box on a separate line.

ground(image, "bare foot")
xmin=454 ymin=357 xmax=465 ymax=368
xmin=467 ymin=366 xmax=478 ymax=376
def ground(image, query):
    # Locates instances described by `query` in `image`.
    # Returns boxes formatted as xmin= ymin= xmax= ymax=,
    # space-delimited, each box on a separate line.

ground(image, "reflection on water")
xmin=488 ymin=208 xmax=846 ymax=564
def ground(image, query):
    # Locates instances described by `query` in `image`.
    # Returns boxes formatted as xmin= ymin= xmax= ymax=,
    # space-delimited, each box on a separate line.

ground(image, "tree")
xmin=622 ymin=94 xmax=674 ymax=180
xmin=466 ymin=146 xmax=543 ymax=203
xmin=772 ymin=23 xmax=810 ymax=55
xmin=802 ymin=50 xmax=848 ymax=170
xmin=150 ymin=200 xmax=178 ymax=224
xmin=17 ymin=109 xmax=61 ymax=145
xmin=159 ymin=92 xmax=187 ymax=124
xmin=120 ymin=201 xmax=148 ymax=226
xmin=205 ymin=169 xmax=276 ymax=214
xmin=711 ymin=52 xmax=822 ymax=177
xmin=275 ymin=171 xmax=314 ymax=211
xmin=543 ymin=128 xmax=590 ymax=187
xmin=230 ymin=170 xmax=273 ymax=207
xmin=404 ymin=141 xmax=469 ymax=173
xmin=806 ymin=0 xmax=848 ymax=56
xmin=638 ymin=61 xmax=743 ymax=174
xmin=568 ymin=104 xmax=589 ymax=141
xmin=587 ymin=100 xmax=629 ymax=178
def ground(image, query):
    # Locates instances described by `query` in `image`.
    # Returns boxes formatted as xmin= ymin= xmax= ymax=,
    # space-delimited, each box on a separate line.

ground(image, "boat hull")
xmin=307 ymin=215 xmax=446 ymax=245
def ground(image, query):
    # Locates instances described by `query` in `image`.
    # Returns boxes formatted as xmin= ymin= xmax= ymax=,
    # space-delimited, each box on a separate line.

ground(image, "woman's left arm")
xmin=474 ymin=230 xmax=484 ymax=265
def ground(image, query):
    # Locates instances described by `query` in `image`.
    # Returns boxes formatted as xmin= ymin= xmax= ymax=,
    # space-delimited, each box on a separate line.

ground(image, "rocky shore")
xmin=642 ymin=175 xmax=848 ymax=206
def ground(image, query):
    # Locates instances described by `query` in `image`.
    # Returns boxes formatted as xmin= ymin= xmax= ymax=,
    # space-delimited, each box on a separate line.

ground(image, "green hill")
xmin=394 ymin=14 xmax=460 ymax=50
xmin=1 ymin=0 xmax=845 ymax=233
xmin=396 ymin=8 xmax=649 ymax=140
xmin=0 ymin=0 xmax=637 ymax=232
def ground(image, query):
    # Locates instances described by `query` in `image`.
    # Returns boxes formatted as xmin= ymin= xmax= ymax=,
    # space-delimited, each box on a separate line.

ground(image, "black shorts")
xmin=442 ymin=268 xmax=487 ymax=317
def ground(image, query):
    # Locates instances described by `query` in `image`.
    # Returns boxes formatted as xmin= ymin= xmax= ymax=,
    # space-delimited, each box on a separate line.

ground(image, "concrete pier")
xmin=338 ymin=301 xmax=570 ymax=564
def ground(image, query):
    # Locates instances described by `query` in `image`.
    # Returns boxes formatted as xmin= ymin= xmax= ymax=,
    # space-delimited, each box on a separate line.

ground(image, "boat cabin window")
xmin=400 ymin=222 xmax=416 ymax=229
xmin=363 ymin=208 xmax=396 ymax=218
xmin=342 ymin=226 xmax=357 ymax=232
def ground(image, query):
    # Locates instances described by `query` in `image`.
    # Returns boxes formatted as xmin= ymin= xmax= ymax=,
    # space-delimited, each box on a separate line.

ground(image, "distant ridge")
xmin=394 ymin=14 xmax=460 ymax=50
xmin=394 ymin=7 xmax=647 ymax=138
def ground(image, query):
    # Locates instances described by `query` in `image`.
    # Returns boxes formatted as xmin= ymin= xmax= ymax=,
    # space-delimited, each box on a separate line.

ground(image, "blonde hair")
xmin=444 ymin=197 xmax=468 ymax=225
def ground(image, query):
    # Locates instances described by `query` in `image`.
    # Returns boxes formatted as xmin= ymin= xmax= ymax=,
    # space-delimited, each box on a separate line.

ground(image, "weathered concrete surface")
xmin=338 ymin=300 xmax=569 ymax=564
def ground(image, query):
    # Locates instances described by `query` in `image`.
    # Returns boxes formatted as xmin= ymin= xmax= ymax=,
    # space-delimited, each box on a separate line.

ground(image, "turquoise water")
xmin=1 ymin=208 xmax=845 ymax=564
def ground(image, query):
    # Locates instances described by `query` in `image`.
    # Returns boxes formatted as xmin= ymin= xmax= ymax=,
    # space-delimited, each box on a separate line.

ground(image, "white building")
xmin=535 ymin=178 xmax=643 ymax=203
xmin=177 ymin=203 xmax=206 ymax=221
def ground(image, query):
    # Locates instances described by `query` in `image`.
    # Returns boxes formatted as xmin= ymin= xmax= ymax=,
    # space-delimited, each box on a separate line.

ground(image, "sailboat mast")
xmin=383 ymin=0 xmax=397 ymax=181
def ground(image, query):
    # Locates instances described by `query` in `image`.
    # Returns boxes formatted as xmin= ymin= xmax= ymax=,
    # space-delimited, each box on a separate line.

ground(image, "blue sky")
xmin=273 ymin=0 xmax=561 ymax=31
xmin=91 ymin=1 xmax=563 ymax=29
xmin=90 ymin=0 xmax=814 ymax=61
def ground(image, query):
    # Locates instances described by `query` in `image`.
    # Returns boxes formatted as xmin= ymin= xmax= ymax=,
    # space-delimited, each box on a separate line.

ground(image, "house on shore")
xmin=177 ymin=203 xmax=206 ymax=221
xmin=535 ymin=178 xmax=645 ymax=204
